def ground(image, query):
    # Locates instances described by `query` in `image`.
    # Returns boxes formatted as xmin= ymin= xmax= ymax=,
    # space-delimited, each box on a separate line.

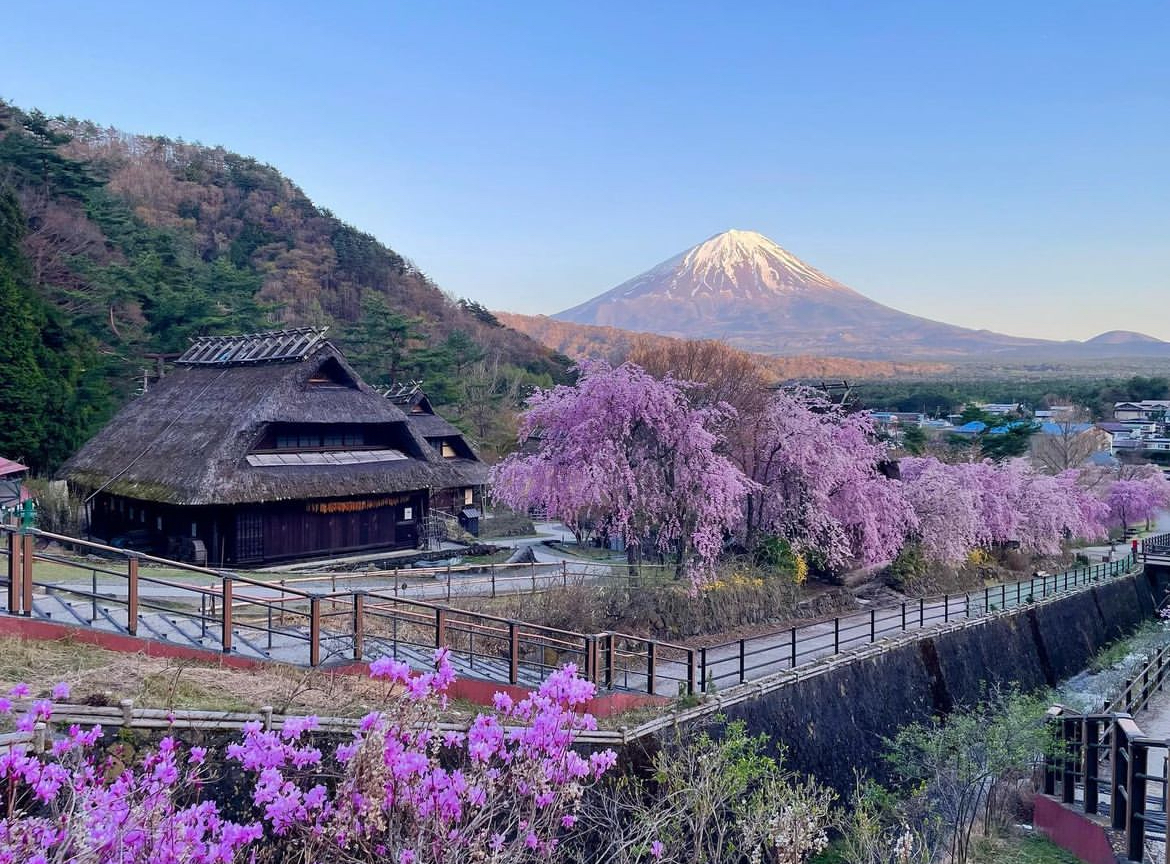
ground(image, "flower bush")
xmin=0 ymin=650 xmax=618 ymax=863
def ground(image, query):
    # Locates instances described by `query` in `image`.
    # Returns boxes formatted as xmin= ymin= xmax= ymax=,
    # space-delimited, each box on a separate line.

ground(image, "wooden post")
xmin=605 ymin=634 xmax=614 ymax=688
xmin=790 ymin=627 xmax=797 ymax=668
xmin=833 ymin=617 xmax=840 ymax=654
xmin=740 ymin=638 xmax=747 ymax=681
xmin=508 ymin=622 xmax=519 ymax=685
xmin=21 ymin=533 xmax=33 ymax=617
xmin=901 ymin=602 xmax=906 ymax=630
xmin=689 ymin=649 xmax=698 ymax=696
xmin=352 ymin=593 xmax=364 ymax=661
xmin=944 ymin=594 xmax=949 ymax=623
xmin=869 ymin=608 xmax=876 ymax=643
xmin=6 ymin=530 xmax=20 ymax=614
xmin=127 ymin=554 xmax=139 ymax=637
xmin=646 ymin=641 xmax=657 ymax=695
xmin=435 ymin=607 xmax=447 ymax=648
xmin=308 ymin=597 xmax=321 ymax=667
xmin=221 ymin=576 xmax=233 ymax=655
xmin=919 ymin=597 xmax=925 ymax=627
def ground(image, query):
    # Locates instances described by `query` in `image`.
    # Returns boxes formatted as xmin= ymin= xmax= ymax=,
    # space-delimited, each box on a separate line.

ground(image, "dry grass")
xmin=0 ymin=634 xmax=402 ymax=718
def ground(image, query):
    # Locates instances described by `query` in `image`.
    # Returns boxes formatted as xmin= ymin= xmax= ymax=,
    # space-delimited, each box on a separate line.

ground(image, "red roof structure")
xmin=0 ymin=457 xmax=28 ymax=477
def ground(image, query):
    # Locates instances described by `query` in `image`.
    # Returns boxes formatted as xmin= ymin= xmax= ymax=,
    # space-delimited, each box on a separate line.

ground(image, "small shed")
xmin=385 ymin=383 xmax=490 ymax=533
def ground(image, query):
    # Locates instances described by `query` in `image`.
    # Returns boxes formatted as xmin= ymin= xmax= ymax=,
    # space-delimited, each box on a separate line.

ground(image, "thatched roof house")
xmin=385 ymin=383 xmax=490 ymax=525
xmin=60 ymin=329 xmax=485 ymax=565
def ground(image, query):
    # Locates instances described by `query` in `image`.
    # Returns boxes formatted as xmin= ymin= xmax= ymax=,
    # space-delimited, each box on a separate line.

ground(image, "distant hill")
xmin=0 ymin=100 xmax=568 ymax=469
xmin=498 ymin=312 xmax=952 ymax=380
xmin=1084 ymin=330 xmax=1167 ymax=345
xmin=554 ymin=229 xmax=1170 ymax=361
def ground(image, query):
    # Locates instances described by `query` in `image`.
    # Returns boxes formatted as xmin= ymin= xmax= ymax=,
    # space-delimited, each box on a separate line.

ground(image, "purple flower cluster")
xmin=0 ymin=685 xmax=262 ymax=863
xmin=0 ymin=653 xmax=617 ymax=863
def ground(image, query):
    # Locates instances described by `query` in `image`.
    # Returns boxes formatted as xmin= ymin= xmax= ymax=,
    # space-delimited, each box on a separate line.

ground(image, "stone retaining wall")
xmin=704 ymin=569 xmax=1164 ymax=793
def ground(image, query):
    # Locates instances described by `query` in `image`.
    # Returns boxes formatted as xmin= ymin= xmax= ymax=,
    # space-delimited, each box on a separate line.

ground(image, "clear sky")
xmin=2 ymin=1 xmax=1167 ymax=341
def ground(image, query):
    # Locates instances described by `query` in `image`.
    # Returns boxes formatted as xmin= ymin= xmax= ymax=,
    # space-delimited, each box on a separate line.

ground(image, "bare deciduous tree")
xmin=1031 ymin=407 xmax=1108 ymax=474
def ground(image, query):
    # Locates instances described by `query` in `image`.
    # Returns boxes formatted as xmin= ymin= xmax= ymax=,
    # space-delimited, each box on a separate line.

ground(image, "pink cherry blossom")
xmin=492 ymin=360 xmax=751 ymax=585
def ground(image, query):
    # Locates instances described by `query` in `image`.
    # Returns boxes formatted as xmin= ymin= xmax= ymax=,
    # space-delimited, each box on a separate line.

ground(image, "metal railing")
xmin=1045 ymin=645 xmax=1170 ymax=862
xmin=1144 ymin=534 xmax=1170 ymax=559
xmin=0 ymin=525 xmax=1146 ymax=699
xmin=1 ymin=527 xmax=699 ymax=697
xmin=698 ymin=555 xmax=1138 ymax=690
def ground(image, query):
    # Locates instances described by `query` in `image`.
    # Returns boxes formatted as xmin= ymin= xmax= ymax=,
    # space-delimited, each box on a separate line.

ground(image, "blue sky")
xmin=2 ymin=1 xmax=1167 ymax=340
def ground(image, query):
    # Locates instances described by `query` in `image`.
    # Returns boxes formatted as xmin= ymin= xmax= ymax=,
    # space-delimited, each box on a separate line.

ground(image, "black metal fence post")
xmin=1084 ymin=716 xmax=1100 ymax=814
xmin=1127 ymin=738 xmax=1148 ymax=861
xmin=1061 ymin=718 xmax=1077 ymax=804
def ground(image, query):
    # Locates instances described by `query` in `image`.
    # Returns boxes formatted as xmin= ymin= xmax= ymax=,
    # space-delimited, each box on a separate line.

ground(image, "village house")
xmin=59 ymin=328 xmax=486 ymax=566
xmin=1113 ymin=400 xmax=1170 ymax=423
xmin=385 ymin=382 xmax=489 ymax=534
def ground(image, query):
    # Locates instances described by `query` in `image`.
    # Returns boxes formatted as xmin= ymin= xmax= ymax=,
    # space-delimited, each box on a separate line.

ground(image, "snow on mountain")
xmin=553 ymin=230 xmax=1170 ymax=361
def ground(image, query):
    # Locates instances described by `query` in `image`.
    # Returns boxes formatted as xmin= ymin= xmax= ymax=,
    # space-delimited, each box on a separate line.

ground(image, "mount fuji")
xmin=553 ymin=230 xmax=1167 ymax=360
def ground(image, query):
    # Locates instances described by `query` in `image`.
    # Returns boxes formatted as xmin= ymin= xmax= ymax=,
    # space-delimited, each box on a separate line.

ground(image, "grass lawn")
xmin=816 ymin=831 xmax=1082 ymax=864
xmin=544 ymin=541 xmax=627 ymax=563
xmin=970 ymin=832 xmax=1085 ymax=864
xmin=27 ymin=556 xmax=215 ymax=586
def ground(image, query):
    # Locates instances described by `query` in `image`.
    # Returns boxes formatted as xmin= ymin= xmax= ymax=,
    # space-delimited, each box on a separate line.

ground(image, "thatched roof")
xmin=386 ymin=383 xmax=486 ymax=464
xmin=407 ymin=411 xmax=465 ymax=439
xmin=60 ymin=335 xmax=483 ymax=505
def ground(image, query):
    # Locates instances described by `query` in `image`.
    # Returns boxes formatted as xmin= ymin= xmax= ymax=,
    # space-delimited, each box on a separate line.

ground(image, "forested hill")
xmin=0 ymin=100 xmax=569 ymax=472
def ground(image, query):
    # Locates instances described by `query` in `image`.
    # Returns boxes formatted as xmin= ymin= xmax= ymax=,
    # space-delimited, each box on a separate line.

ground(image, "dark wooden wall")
xmin=91 ymin=491 xmax=427 ymax=566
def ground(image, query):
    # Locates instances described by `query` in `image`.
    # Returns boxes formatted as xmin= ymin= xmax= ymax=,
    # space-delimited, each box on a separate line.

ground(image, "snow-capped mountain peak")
xmin=559 ymin=229 xmax=856 ymax=320
xmin=676 ymin=229 xmax=844 ymax=297
xmin=550 ymin=229 xmax=1170 ymax=361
